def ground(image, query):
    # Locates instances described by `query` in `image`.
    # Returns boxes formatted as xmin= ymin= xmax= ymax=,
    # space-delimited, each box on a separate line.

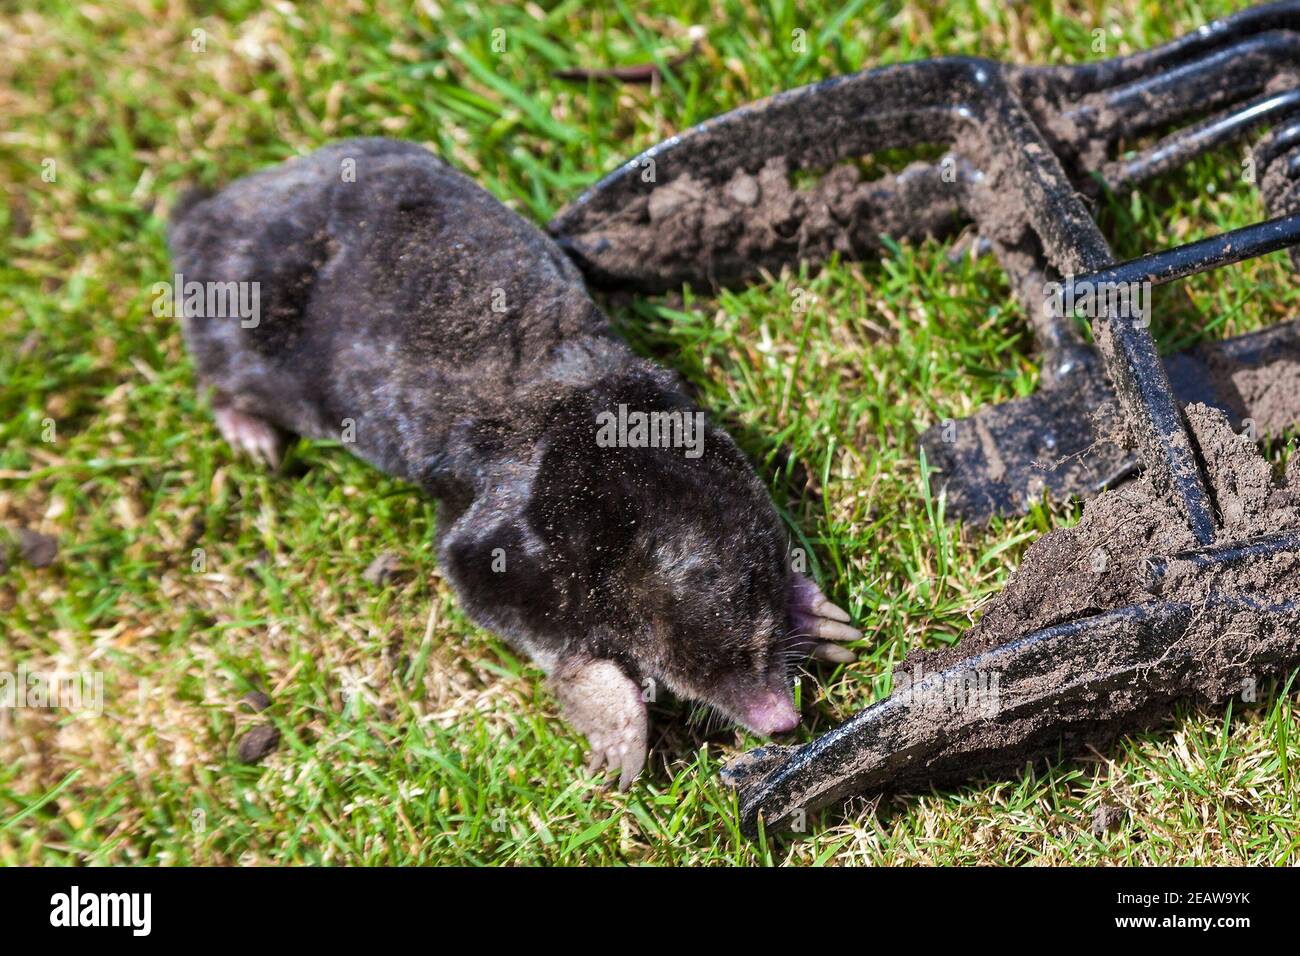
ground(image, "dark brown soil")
xmin=891 ymin=404 xmax=1300 ymax=791
xmin=1198 ymin=333 xmax=1300 ymax=438
xmin=911 ymin=404 xmax=1300 ymax=673
xmin=242 ymin=689 xmax=272 ymax=713
xmin=236 ymin=724 xmax=280 ymax=764
xmin=1090 ymin=801 xmax=1126 ymax=837
xmin=564 ymin=155 xmax=963 ymax=290
xmin=16 ymin=528 xmax=58 ymax=568
xmin=361 ymin=551 xmax=404 ymax=587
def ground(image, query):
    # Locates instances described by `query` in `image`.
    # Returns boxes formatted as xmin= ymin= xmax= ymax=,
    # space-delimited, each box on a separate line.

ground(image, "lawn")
xmin=2 ymin=0 xmax=1298 ymax=865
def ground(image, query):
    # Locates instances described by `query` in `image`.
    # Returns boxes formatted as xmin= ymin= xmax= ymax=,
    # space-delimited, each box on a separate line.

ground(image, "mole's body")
xmin=169 ymin=138 xmax=857 ymax=785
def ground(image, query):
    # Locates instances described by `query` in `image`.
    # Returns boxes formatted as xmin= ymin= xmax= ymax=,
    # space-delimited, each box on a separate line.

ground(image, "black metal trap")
xmin=549 ymin=2 xmax=1300 ymax=833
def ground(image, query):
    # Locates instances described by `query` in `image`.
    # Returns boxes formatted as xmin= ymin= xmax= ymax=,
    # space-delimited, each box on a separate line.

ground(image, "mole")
xmin=168 ymin=138 xmax=859 ymax=787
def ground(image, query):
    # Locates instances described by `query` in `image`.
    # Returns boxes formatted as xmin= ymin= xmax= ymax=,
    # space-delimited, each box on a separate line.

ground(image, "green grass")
xmin=2 ymin=0 xmax=1299 ymax=865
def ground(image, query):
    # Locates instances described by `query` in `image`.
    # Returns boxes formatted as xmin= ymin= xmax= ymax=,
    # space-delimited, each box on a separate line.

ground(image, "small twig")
xmin=553 ymin=33 xmax=703 ymax=85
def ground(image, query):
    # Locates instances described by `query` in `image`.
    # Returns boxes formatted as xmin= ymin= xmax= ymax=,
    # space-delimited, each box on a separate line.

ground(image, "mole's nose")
xmin=743 ymin=691 xmax=799 ymax=735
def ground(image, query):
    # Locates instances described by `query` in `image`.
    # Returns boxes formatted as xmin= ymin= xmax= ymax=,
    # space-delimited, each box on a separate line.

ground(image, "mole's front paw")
xmin=789 ymin=574 xmax=861 ymax=663
xmin=551 ymin=659 xmax=648 ymax=790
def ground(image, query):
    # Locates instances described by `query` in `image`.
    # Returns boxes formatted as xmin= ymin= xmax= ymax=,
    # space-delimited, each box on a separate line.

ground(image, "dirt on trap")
xmin=885 ymin=403 xmax=1300 ymax=788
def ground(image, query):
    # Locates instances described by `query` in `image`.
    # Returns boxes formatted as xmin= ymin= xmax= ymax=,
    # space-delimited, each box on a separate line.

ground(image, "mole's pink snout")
xmin=741 ymin=689 xmax=799 ymax=735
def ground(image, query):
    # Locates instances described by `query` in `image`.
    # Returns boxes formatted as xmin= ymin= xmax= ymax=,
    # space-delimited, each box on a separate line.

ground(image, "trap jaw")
xmin=549 ymin=2 xmax=1300 ymax=833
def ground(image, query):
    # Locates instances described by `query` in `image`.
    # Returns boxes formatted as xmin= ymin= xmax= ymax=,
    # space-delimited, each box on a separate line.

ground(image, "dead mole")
xmin=167 ymin=138 xmax=859 ymax=787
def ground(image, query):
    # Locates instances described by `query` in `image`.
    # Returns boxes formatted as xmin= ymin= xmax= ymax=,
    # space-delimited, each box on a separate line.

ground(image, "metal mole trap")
xmin=549 ymin=2 xmax=1300 ymax=834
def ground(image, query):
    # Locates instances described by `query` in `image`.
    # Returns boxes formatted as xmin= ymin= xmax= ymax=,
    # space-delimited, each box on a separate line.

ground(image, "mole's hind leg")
xmin=551 ymin=659 xmax=648 ymax=790
xmin=213 ymin=404 xmax=286 ymax=469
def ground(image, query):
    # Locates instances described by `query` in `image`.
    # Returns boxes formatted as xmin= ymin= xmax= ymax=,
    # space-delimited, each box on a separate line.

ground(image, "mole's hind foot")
xmin=552 ymin=659 xmax=648 ymax=791
xmin=214 ymin=406 xmax=284 ymax=469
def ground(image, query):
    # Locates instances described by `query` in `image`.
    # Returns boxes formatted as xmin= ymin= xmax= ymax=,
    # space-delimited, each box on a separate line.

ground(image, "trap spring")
xmin=550 ymin=2 xmax=1300 ymax=833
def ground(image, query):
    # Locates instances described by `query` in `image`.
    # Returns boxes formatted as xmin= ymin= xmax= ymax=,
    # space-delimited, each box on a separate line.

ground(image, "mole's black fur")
xmin=168 ymin=139 xmax=858 ymax=786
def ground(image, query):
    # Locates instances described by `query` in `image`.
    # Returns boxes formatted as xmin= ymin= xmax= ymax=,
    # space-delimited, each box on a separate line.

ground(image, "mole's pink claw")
xmin=790 ymin=575 xmax=860 ymax=634
xmin=790 ymin=573 xmax=853 ymax=621
xmin=811 ymin=618 xmax=862 ymax=642
xmin=813 ymin=643 xmax=857 ymax=664
xmin=789 ymin=573 xmax=862 ymax=659
xmin=814 ymin=597 xmax=852 ymax=623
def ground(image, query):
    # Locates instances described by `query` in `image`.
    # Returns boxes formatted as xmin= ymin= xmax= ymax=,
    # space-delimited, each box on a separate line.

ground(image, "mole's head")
xmin=531 ymin=367 xmax=811 ymax=734
xmin=440 ymin=364 xmax=812 ymax=736
xmin=604 ymin=438 xmax=801 ymax=735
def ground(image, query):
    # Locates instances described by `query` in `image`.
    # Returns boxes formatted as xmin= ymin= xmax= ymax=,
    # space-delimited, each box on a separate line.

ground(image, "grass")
xmin=2 ymin=0 xmax=1299 ymax=865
